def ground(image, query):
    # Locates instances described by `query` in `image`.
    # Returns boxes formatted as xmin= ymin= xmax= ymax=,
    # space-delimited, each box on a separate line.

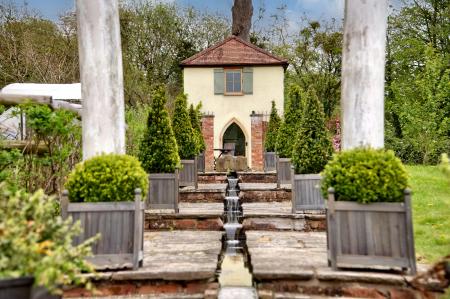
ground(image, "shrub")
xmin=276 ymin=84 xmax=304 ymax=158
xmin=0 ymin=185 xmax=96 ymax=294
xmin=321 ymin=148 xmax=409 ymax=203
xmin=264 ymin=101 xmax=281 ymax=152
xmin=65 ymin=154 xmax=148 ymax=202
xmin=125 ymin=103 xmax=151 ymax=157
xmin=138 ymin=86 xmax=180 ymax=173
xmin=292 ymin=89 xmax=333 ymax=174
xmin=172 ymin=93 xmax=198 ymax=159
xmin=189 ymin=103 xmax=206 ymax=153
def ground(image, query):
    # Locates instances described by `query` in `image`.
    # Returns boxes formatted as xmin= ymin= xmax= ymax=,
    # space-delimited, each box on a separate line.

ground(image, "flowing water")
xmin=217 ymin=174 xmax=256 ymax=298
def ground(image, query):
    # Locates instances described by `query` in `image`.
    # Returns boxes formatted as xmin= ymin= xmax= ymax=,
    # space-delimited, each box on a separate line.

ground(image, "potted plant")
xmin=172 ymin=93 xmax=198 ymax=188
xmin=291 ymin=89 xmax=333 ymax=212
xmin=321 ymin=148 xmax=416 ymax=274
xmin=139 ymin=86 xmax=180 ymax=211
xmin=264 ymin=101 xmax=281 ymax=172
xmin=275 ymin=84 xmax=304 ymax=186
xmin=0 ymin=184 xmax=95 ymax=299
xmin=63 ymin=153 xmax=148 ymax=270
xmin=190 ymin=103 xmax=206 ymax=173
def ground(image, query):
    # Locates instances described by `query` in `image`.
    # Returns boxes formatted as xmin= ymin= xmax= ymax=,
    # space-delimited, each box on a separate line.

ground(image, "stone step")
xmin=199 ymin=172 xmax=277 ymax=184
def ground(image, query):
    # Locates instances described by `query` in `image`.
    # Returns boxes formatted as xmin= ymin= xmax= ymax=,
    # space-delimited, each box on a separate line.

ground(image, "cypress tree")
xmin=138 ymin=86 xmax=180 ymax=173
xmin=264 ymin=101 xmax=281 ymax=152
xmin=189 ymin=103 xmax=206 ymax=153
xmin=172 ymin=93 xmax=198 ymax=159
xmin=292 ymin=88 xmax=333 ymax=174
xmin=275 ymin=84 xmax=304 ymax=158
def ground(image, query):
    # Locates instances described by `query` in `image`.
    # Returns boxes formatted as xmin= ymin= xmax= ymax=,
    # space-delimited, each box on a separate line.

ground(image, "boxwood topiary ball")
xmin=321 ymin=148 xmax=409 ymax=203
xmin=65 ymin=154 xmax=148 ymax=202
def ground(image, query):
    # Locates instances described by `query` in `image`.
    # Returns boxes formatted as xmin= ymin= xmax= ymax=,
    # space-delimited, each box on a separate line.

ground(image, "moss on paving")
xmin=407 ymin=166 xmax=450 ymax=263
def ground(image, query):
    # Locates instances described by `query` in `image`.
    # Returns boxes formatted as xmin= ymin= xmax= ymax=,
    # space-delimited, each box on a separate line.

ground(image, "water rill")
xmin=218 ymin=172 xmax=257 ymax=298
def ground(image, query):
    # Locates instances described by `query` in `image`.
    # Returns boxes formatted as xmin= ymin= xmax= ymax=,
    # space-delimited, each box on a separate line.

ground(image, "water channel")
xmin=217 ymin=172 xmax=257 ymax=299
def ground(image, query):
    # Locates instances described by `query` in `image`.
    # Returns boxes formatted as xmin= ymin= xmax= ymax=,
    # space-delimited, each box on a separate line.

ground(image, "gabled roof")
xmin=180 ymin=35 xmax=288 ymax=67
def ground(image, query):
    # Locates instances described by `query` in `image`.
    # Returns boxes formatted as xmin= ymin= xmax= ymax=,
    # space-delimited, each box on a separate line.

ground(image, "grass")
xmin=406 ymin=165 xmax=450 ymax=263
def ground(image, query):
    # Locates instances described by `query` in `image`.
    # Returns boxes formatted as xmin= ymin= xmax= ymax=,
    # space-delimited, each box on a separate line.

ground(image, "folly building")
xmin=181 ymin=35 xmax=288 ymax=171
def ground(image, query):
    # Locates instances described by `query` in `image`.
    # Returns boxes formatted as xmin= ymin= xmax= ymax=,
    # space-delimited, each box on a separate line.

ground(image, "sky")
xmin=12 ymin=0 xmax=346 ymax=25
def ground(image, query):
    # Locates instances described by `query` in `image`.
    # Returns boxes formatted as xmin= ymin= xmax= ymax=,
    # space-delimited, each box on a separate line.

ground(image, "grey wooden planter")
xmin=291 ymin=171 xmax=325 ymax=212
xmin=60 ymin=189 xmax=144 ymax=270
xmin=276 ymin=157 xmax=291 ymax=187
xmin=147 ymin=170 xmax=179 ymax=212
xmin=197 ymin=152 xmax=205 ymax=173
xmin=326 ymin=188 xmax=416 ymax=274
xmin=180 ymin=158 xmax=198 ymax=189
xmin=264 ymin=152 xmax=276 ymax=171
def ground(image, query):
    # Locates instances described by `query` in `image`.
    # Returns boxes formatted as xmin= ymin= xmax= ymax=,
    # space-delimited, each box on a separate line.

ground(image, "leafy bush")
xmin=0 ymin=184 xmax=96 ymax=294
xmin=292 ymin=89 xmax=333 ymax=174
xmin=439 ymin=153 xmax=450 ymax=181
xmin=264 ymin=101 xmax=281 ymax=152
xmin=172 ymin=93 xmax=198 ymax=159
xmin=65 ymin=154 xmax=148 ymax=202
xmin=276 ymin=84 xmax=304 ymax=158
xmin=125 ymin=103 xmax=151 ymax=157
xmin=189 ymin=103 xmax=206 ymax=153
xmin=321 ymin=148 xmax=409 ymax=203
xmin=139 ymin=86 xmax=180 ymax=173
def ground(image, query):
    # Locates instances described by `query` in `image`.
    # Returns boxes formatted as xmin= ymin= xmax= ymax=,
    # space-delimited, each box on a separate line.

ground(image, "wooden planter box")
xmin=147 ymin=170 xmax=179 ymax=212
xmin=326 ymin=188 xmax=417 ymax=274
xmin=180 ymin=158 xmax=198 ymax=189
xmin=60 ymin=189 xmax=144 ymax=270
xmin=264 ymin=152 xmax=277 ymax=171
xmin=276 ymin=157 xmax=291 ymax=187
xmin=291 ymin=172 xmax=325 ymax=212
xmin=197 ymin=152 xmax=205 ymax=173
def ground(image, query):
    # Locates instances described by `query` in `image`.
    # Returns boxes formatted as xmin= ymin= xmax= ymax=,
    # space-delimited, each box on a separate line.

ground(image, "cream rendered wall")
xmin=183 ymin=66 xmax=284 ymax=168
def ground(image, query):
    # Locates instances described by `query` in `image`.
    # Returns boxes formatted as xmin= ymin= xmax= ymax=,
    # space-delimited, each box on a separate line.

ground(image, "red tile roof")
xmin=180 ymin=35 xmax=288 ymax=67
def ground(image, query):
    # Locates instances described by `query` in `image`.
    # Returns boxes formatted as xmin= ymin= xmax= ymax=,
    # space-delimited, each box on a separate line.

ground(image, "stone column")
xmin=250 ymin=112 xmax=264 ymax=171
xmin=76 ymin=0 xmax=125 ymax=159
xmin=341 ymin=0 xmax=388 ymax=149
xmin=201 ymin=113 xmax=215 ymax=171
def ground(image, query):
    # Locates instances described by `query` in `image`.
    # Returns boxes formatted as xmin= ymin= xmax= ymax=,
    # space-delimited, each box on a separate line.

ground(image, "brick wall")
xmin=251 ymin=112 xmax=264 ymax=171
xmin=201 ymin=114 xmax=215 ymax=171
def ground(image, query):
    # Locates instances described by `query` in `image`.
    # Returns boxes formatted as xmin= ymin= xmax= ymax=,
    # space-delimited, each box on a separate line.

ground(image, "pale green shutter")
xmin=214 ymin=69 xmax=224 ymax=94
xmin=243 ymin=67 xmax=253 ymax=94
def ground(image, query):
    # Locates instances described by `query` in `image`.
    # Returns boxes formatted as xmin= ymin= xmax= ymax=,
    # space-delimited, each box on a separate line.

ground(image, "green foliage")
xmin=264 ymin=101 xmax=281 ymax=152
xmin=276 ymin=84 xmax=304 ymax=158
xmin=65 ymin=154 xmax=148 ymax=203
xmin=139 ymin=86 xmax=180 ymax=173
xmin=172 ymin=93 xmax=198 ymax=159
xmin=0 ymin=104 xmax=81 ymax=194
xmin=321 ymin=148 xmax=409 ymax=203
xmin=189 ymin=103 xmax=206 ymax=153
xmin=0 ymin=184 xmax=96 ymax=293
xmin=292 ymin=89 xmax=333 ymax=174
xmin=125 ymin=103 xmax=151 ymax=157
xmin=439 ymin=153 xmax=450 ymax=182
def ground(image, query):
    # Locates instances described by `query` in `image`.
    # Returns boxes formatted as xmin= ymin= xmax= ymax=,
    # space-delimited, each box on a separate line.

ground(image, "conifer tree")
xmin=264 ymin=101 xmax=281 ymax=152
xmin=138 ymin=86 xmax=180 ymax=173
xmin=275 ymin=84 xmax=304 ymax=158
xmin=292 ymin=88 xmax=333 ymax=174
xmin=189 ymin=103 xmax=206 ymax=153
xmin=172 ymin=93 xmax=198 ymax=159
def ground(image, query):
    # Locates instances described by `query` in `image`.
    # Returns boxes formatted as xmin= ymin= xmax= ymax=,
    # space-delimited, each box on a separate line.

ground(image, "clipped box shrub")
xmin=264 ymin=101 xmax=281 ymax=152
xmin=321 ymin=148 xmax=408 ymax=203
xmin=65 ymin=154 xmax=148 ymax=202
xmin=172 ymin=93 xmax=198 ymax=159
xmin=189 ymin=103 xmax=206 ymax=153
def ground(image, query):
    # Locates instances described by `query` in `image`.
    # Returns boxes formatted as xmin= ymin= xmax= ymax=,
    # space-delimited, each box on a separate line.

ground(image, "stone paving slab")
xmin=218 ymin=287 xmax=258 ymax=299
xmin=103 ymin=231 xmax=222 ymax=281
xmin=71 ymin=295 xmax=203 ymax=299
xmin=181 ymin=183 xmax=227 ymax=192
xmin=240 ymin=183 xmax=291 ymax=190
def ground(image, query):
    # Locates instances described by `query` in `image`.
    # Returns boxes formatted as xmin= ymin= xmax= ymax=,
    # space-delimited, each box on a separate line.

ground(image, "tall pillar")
xmin=76 ymin=0 xmax=125 ymax=159
xmin=251 ymin=112 xmax=264 ymax=171
xmin=201 ymin=113 xmax=215 ymax=171
xmin=341 ymin=0 xmax=388 ymax=149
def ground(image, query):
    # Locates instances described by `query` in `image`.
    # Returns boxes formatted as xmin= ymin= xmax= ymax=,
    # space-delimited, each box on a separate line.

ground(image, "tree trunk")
xmin=341 ymin=0 xmax=388 ymax=149
xmin=232 ymin=0 xmax=253 ymax=41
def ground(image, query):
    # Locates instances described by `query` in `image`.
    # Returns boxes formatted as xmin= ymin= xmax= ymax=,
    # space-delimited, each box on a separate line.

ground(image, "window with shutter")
xmin=214 ymin=67 xmax=253 ymax=96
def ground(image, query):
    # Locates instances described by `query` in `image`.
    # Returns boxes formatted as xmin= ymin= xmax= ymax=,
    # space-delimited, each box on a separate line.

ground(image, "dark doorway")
xmin=222 ymin=123 xmax=246 ymax=156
